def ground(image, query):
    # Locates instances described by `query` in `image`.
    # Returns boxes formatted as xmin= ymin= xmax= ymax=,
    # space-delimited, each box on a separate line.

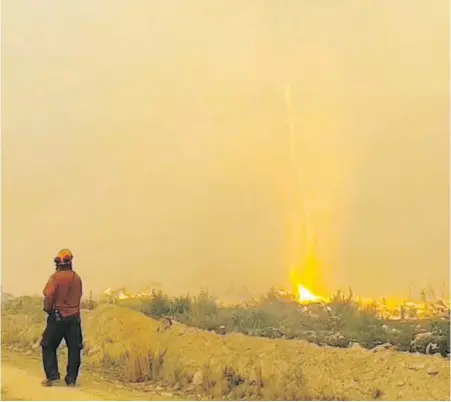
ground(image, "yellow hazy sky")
xmin=2 ymin=0 xmax=449 ymax=299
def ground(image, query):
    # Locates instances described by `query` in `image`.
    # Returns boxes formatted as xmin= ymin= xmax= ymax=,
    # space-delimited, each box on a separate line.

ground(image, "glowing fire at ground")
xmin=297 ymin=284 xmax=324 ymax=303
xmin=289 ymin=264 xmax=327 ymax=304
xmin=290 ymin=282 xmax=450 ymax=320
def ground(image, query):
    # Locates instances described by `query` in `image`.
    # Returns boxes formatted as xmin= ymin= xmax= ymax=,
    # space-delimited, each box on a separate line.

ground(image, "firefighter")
xmin=41 ymin=249 xmax=83 ymax=387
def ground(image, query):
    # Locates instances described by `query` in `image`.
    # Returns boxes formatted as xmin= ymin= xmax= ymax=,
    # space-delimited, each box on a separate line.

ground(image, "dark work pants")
xmin=40 ymin=314 xmax=83 ymax=384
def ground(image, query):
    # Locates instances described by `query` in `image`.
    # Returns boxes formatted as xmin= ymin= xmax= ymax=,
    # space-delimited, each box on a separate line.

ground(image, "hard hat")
xmin=54 ymin=249 xmax=74 ymax=265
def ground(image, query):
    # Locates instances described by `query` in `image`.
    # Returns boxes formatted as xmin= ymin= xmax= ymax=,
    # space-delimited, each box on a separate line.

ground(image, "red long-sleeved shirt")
xmin=43 ymin=269 xmax=83 ymax=317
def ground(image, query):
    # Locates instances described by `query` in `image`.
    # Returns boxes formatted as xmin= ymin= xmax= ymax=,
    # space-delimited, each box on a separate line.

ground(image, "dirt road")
xmin=1 ymin=351 xmax=186 ymax=401
xmin=2 ymin=364 xmax=101 ymax=401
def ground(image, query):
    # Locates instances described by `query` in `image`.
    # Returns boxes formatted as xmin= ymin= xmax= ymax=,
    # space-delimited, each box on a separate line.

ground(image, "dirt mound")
xmin=2 ymin=305 xmax=450 ymax=400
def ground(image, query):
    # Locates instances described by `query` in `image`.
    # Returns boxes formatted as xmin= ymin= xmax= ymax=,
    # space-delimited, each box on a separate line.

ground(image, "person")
xmin=41 ymin=249 xmax=83 ymax=387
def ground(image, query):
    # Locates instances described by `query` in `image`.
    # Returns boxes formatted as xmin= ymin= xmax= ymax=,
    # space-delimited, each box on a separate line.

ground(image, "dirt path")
xmin=1 ymin=351 xmax=187 ymax=401
xmin=2 ymin=364 xmax=101 ymax=401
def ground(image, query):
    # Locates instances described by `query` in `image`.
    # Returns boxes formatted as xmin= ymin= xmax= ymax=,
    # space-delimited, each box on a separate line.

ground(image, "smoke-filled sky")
xmin=2 ymin=0 xmax=449 ymax=299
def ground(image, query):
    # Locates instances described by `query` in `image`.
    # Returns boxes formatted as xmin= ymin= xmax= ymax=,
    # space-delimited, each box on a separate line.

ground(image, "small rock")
xmin=331 ymin=332 xmax=344 ymax=340
xmin=396 ymin=381 xmax=405 ymax=387
xmin=161 ymin=392 xmax=173 ymax=397
xmin=409 ymin=364 xmax=425 ymax=370
xmin=192 ymin=370 xmax=203 ymax=386
xmin=425 ymin=343 xmax=439 ymax=355
xmin=371 ymin=343 xmax=392 ymax=352
xmin=427 ymin=368 xmax=439 ymax=376
xmin=172 ymin=382 xmax=181 ymax=391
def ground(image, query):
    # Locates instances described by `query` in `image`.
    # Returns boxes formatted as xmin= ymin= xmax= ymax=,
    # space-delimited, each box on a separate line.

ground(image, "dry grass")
xmin=2 ymin=304 xmax=450 ymax=400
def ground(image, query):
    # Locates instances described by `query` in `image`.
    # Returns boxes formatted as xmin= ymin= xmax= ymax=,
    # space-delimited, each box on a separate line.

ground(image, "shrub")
xmin=429 ymin=319 xmax=450 ymax=356
xmin=2 ymin=295 xmax=44 ymax=322
xmin=2 ymin=304 xmax=450 ymax=401
xmin=2 ymin=287 xmax=449 ymax=358
xmin=172 ymin=294 xmax=192 ymax=315
xmin=80 ymin=291 xmax=98 ymax=310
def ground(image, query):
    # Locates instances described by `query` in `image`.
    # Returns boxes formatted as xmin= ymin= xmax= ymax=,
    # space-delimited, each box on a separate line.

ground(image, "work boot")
xmin=41 ymin=377 xmax=60 ymax=387
xmin=64 ymin=376 xmax=76 ymax=387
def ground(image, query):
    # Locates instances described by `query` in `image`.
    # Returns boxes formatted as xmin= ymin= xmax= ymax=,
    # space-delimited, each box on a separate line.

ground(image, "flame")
xmin=290 ymin=265 xmax=326 ymax=304
xmin=296 ymin=284 xmax=328 ymax=303
xmin=297 ymin=284 xmax=320 ymax=302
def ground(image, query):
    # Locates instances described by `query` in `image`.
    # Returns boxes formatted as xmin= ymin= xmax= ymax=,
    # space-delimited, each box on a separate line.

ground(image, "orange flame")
xmin=290 ymin=267 xmax=326 ymax=304
xmin=297 ymin=284 xmax=321 ymax=303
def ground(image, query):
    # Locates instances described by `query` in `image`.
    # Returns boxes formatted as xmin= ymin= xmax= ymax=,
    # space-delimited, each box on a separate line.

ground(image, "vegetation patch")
xmin=2 ymin=294 xmax=450 ymax=400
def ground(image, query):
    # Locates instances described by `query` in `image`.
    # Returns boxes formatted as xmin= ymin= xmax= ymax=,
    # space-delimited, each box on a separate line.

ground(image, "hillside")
xmin=2 ymin=300 xmax=450 ymax=400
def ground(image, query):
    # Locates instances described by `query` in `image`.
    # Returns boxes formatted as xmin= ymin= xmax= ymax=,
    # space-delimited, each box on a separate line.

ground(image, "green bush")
xmin=429 ymin=319 xmax=450 ymax=356
xmin=172 ymin=294 xmax=192 ymax=315
xmin=81 ymin=291 xmax=98 ymax=310
xmin=2 ymin=288 xmax=449 ymax=358
xmin=2 ymin=295 xmax=44 ymax=322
